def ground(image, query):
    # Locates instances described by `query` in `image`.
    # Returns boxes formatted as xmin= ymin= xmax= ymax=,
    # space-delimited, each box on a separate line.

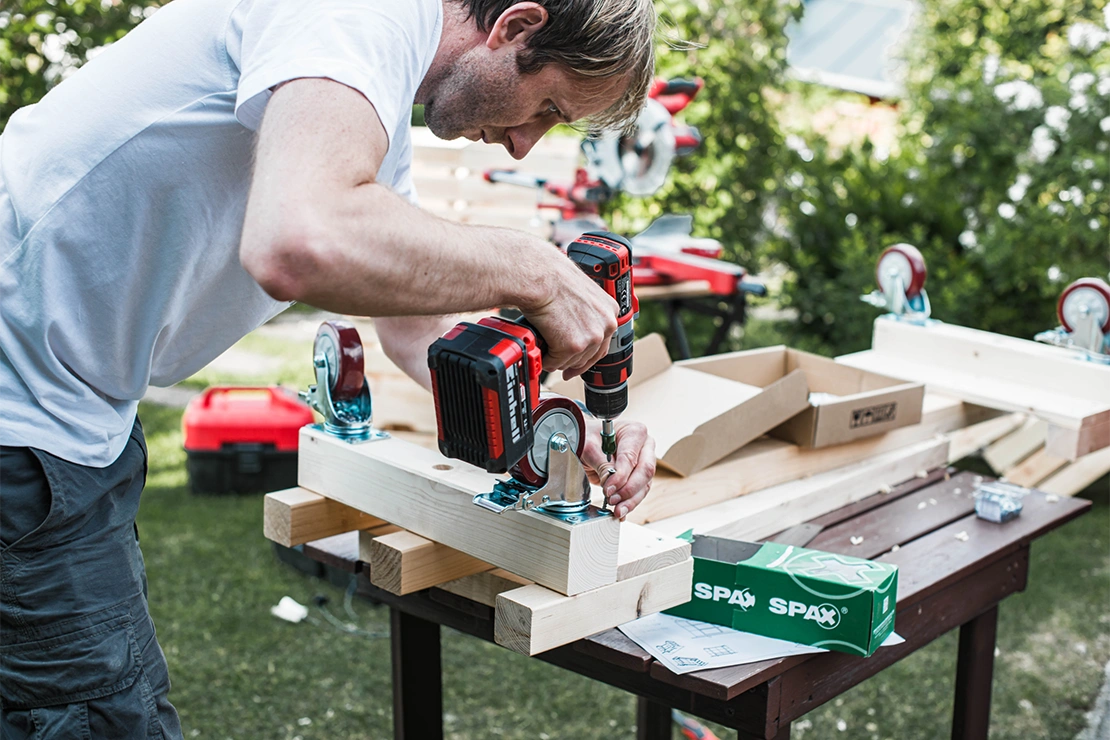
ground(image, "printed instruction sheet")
xmin=619 ymin=612 xmax=905 ymax=675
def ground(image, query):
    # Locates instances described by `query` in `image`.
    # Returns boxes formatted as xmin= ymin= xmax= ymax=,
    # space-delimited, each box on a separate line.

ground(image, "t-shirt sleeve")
xmin=233 ymin=0 xmax=435 ymax=143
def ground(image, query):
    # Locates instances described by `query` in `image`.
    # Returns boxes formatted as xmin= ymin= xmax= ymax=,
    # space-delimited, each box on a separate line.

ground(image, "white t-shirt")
xmin=0 ymin=0 xmax=443 ymax=466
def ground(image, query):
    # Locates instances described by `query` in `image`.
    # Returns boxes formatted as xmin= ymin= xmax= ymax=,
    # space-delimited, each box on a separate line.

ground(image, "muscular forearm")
xmin=242 ymin=79 xmax=619 ymax=376
xmin=243 ymin=181 xmax=557 ymax=317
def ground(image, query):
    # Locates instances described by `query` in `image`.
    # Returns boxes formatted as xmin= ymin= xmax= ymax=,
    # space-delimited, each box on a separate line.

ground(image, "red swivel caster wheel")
xmin=313 ymin=320 xmax=365 ymax=401
xmin=509 ymin=395 xmax=586 ymax=488
xmin=876 ymin=243 xmax=927 ymax=300
xmin=1057 ymin=277 xmax=1110 ymax=335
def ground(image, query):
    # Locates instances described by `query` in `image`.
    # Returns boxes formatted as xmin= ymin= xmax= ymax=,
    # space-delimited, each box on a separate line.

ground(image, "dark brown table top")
xmin=299 ymin=466 xmax=1090 ymax=736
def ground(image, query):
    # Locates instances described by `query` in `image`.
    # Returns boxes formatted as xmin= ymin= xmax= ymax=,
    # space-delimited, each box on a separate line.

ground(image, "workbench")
xmin=283 ymin=465 xmax=1089 ymax=739
xmin=636 ymin=279 xmax=765 ymax=360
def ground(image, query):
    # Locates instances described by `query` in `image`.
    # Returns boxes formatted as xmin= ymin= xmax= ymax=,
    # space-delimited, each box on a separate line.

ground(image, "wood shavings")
xmin=915 ymin=470 xmax=929 ymax=478
xmin=1046 ymin=494 xmax=1060 ymax=503
xmin=879 ymin=484 xmax=894 ymax=495
xmin=890 ymin=544 xmax=900 ymax=552
xmin=850 ymin=536 xmax=864 ymax=546
xmin=928 ymin=498 xmax=937 ymax=505
xmin=917 ymin=501 xmax=928 ymax=510
xmin=954 ymin=531 xmax=970 ymax=542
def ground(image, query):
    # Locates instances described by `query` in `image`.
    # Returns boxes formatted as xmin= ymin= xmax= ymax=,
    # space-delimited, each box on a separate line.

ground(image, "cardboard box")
xmin=768 ymin=350 xmax=924 ymax=448
xmin=666 ymin=535 xmax=898 ymax=656
xmin=548 ymin=335 xmax=809 ymax=476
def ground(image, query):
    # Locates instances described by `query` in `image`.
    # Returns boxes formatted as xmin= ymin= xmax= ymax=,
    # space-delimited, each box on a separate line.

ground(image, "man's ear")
xmin=486 ymin=2 xmax=549 ymax=50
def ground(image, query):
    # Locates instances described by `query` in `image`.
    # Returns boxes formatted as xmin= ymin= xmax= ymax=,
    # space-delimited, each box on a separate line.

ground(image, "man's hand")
xmin=523 ymin=256 xmax=620 ymax=379
xmin=579 ymin=418 xmax=656 ymax=520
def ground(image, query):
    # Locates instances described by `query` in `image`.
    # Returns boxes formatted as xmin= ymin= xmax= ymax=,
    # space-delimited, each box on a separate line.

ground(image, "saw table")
xmin=283 ymin=466 xmax=1088 ymax=739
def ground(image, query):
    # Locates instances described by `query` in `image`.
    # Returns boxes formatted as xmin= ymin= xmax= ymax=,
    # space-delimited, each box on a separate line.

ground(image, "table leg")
xmin=666 ymin=300 xmax=693 ymax=360
xmin=636 ymin=696 xmax=672 ymax=740
xmin=951 ymin=605 xmax=998 ymax=740
xmin=391 ymin=607 xmax=443 ymax=740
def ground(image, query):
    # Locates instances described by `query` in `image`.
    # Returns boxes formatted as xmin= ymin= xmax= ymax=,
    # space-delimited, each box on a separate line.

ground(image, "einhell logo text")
xmin=850 ymin=403 xmax=897 ymax=429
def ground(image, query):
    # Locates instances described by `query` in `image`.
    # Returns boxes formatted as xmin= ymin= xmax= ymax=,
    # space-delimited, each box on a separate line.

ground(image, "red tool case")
xmin=182 ymin=386 xmax=314 ymax=494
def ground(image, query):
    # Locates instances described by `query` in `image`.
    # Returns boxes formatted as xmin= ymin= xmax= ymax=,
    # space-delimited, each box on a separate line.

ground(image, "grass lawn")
xmin=138 ymin=397 xmax=1108 ymax=740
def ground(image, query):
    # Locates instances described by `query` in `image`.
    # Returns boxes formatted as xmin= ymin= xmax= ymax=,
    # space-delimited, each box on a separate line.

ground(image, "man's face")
xmin=422 ymin=48 xmax=628 ymax=160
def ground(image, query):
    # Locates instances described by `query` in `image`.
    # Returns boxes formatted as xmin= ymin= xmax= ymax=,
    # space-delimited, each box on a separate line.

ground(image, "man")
xmin=0 ymin=0 xmax=658 ymax=734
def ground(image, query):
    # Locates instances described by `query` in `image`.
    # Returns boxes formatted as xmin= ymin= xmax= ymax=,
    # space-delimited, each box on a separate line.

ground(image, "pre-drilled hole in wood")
xmin=433 ymin=464 xmax=453 ymax=471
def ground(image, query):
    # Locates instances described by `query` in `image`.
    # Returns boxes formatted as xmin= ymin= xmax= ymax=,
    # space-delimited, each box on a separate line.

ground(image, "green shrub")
xmin=771 ymin=0 xmax=1110 ymax=356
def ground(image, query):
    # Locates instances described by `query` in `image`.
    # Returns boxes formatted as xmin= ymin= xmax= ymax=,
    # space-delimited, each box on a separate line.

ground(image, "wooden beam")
xmin=365 ymin=530 xmax=493 ymax=595
xmin=646 ymin=437 xmax=948 ymax=540
xmin=262 ymin=487 xmax=386 ymax=547
xmin=1038 ymin=446 xmax=1110 ymax=496
xmin=1002 ymin=448 xmax=1068 ymax=488
xmin=946 ymin=413 xmax=1026 ymax=464
xmin=983 ymin=418 xmax=1047 ymax=473
xmin=617 ymin=524 xmax=691 ymax=580
xmin=837 ymin=317 xmax=1110 ymax=460
xmin=494 ymin=559 xmax=694 ymax=655
xmin=297 ymin=428 xmax=619 ymax=595
xmin=436 ymin=568 xmax=530 ymax=606
xmin=631 ymin=394 xmax=988 ymax=524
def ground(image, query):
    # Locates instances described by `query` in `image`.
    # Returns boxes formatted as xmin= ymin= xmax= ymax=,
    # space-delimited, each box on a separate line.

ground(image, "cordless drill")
xmin=428 ymin=231 xmax=637 ymax=476
xmin=565 ymin=232 xmax=637 ymax=460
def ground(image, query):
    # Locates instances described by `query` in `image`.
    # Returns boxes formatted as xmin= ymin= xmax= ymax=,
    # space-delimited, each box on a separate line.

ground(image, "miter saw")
xmin=1034 ymin=277 xmax=1110 ymax=364
xmin=299 ymin=320 xmax=390 ymax=441
xmin=484 ymin=77 xmax=757 ymax=298
xmin=860 ymin=243 xmax=932 ymax=322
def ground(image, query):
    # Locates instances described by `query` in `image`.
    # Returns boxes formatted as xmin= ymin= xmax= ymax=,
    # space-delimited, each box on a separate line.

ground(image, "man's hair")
xmin=459 ymin=0 xmax=656 ymax=133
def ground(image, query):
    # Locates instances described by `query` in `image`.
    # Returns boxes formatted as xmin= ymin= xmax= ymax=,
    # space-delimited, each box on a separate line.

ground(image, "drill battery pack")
xmin=182 ymin=386 xmax=313 ymax=495
xmin=428 ymin=320 xmax=541 ymax=473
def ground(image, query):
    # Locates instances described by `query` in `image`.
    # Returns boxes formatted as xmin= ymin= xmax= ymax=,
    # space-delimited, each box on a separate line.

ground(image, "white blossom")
xmin=1069 ymin=187 xmax=1084 ymax=204
xmin=983 ymin=54 xmax=1001 ymax=85
xmin=1048 ymin=265 xmax=1063 ymax=281
xmin=800 ymin=201 xmax=816 ymax=216
xmin=994 ymin=80 xmax=1043 ymax=111
xmin=1070 ymin=93 xmax=1090 ymax=113
xmin=1098 ymin=75 xmax=1110 ymax=96
xmin=1101 ymin=116 xmax=1110 ymax=133
xmin=1070 ymin=72 xmax=1097 ymax=93
xmin=1028 ymin=126 xmax=1057 ymax=163
xmin=1091 ymin=218 xmax=1101 ymax=230
xmin=1008 ymin=174 xmax=1033 ymax=201
xmin=788 ymin=172 xmax=805 ymax=188
xmin=1093 ymin=179 xmax=1105 ymax=191
xmin=845 ymin=213 xmax=858 ymax=227
xmin=998 ymin=203 xmax=1017 ymax=219
xmin=1045 ymin=106 xmax=1071 ymax=133
xmin=959 ymin=230 xmax=978 ymax=248
xmin=1068 ymin=22 xmax=1109 ymax=53
xmin=42 ymin=34 xmax=67 ymax=64
xmin=1048 ymin=202 xmax=1066 ymax=215
xmin=1060 ymin=189 xmax=1072 ymax=201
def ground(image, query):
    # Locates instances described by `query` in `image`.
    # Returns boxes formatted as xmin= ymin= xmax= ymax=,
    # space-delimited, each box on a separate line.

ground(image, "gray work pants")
xmin=0 ymin=419 xmax=183 ymax=738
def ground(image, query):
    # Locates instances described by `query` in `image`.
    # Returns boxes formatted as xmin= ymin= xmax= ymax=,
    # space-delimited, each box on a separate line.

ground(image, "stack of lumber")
xmin=838 ymin=317 xmax=1110 ymax=459
xmin=265 ymin=316 xmax=1108 ymax=657
xmin=410 ymin=127 xmax=581 ymax=236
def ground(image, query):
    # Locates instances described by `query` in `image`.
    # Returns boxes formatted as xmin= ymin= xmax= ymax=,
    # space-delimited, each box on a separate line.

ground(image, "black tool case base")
xmin=185 ymin=444 xmax=298 ymax=495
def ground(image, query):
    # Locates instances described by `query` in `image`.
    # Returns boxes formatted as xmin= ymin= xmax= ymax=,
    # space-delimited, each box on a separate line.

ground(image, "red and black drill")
xmin=428 ymin=232 xmax=637 ymax=512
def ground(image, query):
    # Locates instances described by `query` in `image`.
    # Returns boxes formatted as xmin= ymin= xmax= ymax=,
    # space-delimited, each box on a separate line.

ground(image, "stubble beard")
xmin=422 ymin=50 xmax=520 ymax=142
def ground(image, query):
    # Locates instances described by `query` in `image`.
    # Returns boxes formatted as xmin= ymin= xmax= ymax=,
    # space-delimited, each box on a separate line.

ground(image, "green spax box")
xmin=665 ymin=536 xmax=898 ymax=657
